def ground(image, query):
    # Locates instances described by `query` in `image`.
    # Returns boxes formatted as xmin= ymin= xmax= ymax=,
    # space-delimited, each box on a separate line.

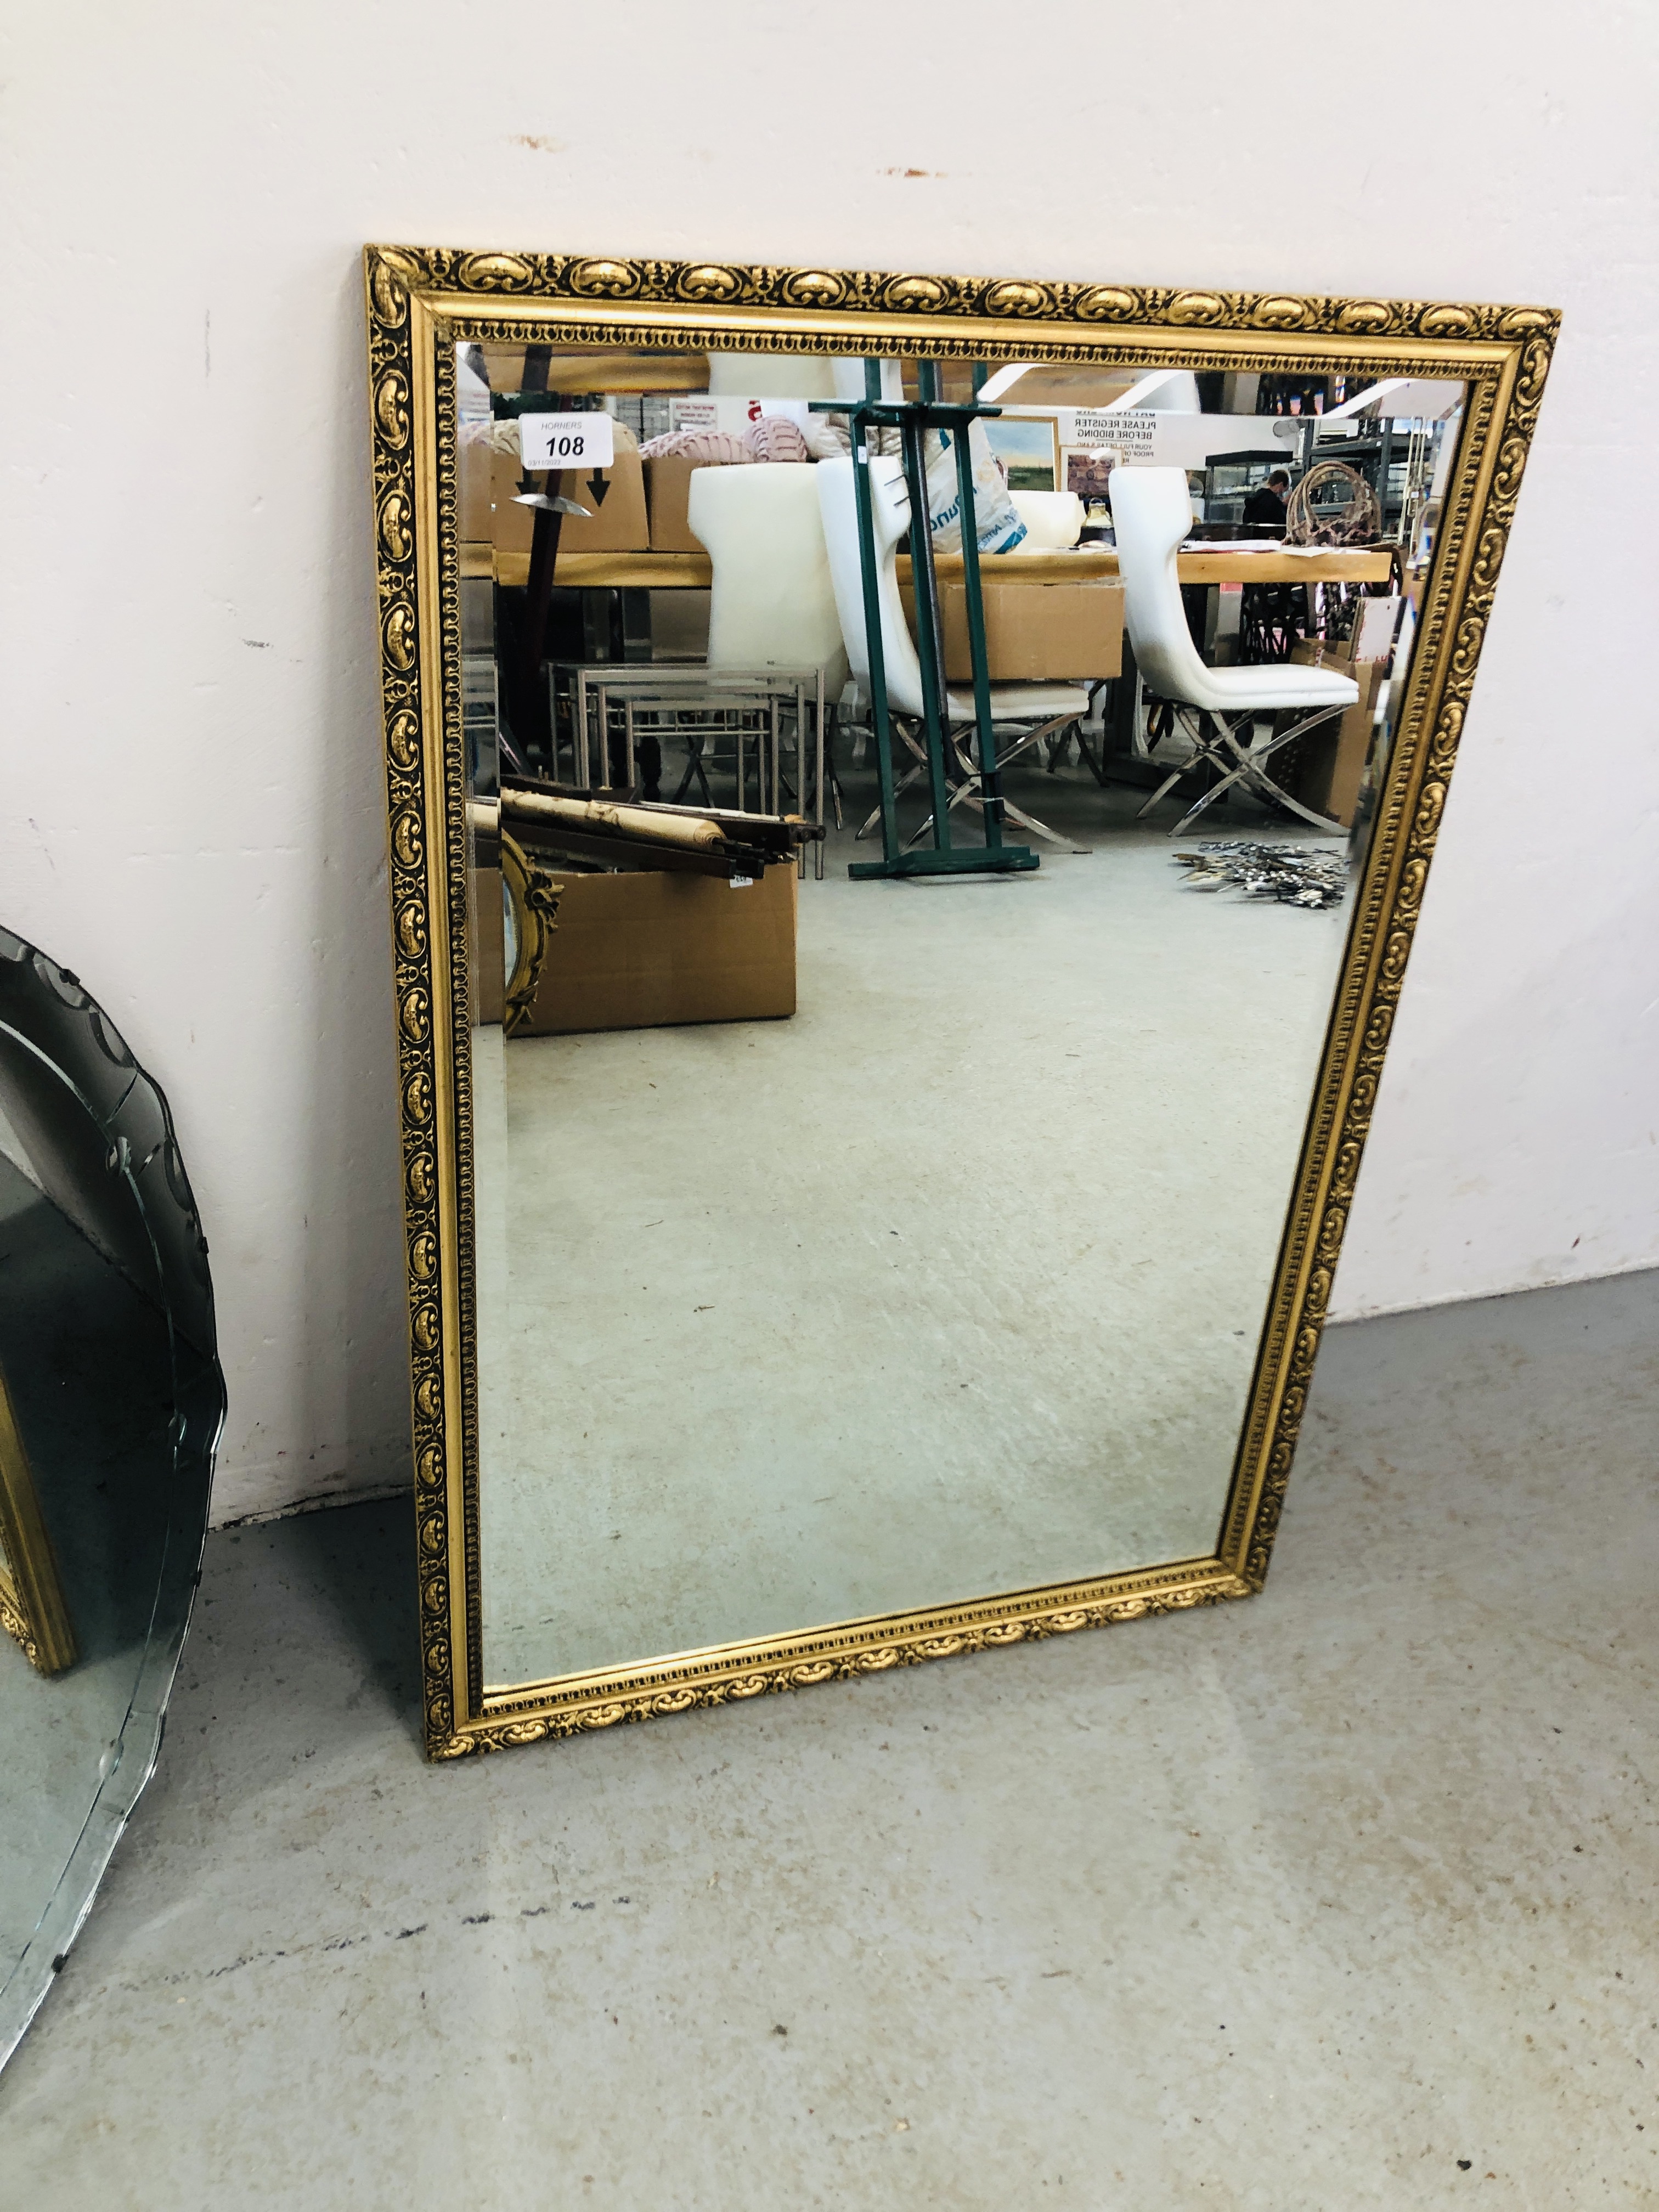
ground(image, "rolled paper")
xmin=500 ymin=788 xmax=727 ymax=853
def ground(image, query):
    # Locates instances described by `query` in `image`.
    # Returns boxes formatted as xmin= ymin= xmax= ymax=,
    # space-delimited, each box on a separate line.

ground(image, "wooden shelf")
xmin=479 ymin=545 xmax=1394 ymax=592
xmin=487 ymin=549 xmax=711 ymax=590
xmin=907 ymin=548 xmax=1395 ymax=586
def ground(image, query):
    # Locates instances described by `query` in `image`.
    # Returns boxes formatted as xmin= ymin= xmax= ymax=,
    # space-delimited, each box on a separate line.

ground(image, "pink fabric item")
xmin=637 ymin=429 xmax=754 ymax=464
xmin=742 ymin=415 xmax=811 ymax=464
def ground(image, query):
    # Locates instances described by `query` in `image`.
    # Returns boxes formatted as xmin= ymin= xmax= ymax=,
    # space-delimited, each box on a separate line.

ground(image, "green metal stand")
xmin=811 ymin=366 xmax=1038 ymax=879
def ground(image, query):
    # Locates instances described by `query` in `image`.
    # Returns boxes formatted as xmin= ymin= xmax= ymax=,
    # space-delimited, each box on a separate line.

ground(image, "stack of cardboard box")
xmin=1284 ymin=636 xmax=1390 ymax=828
xmin=900 ymin=577 xmax=1124 ymax=683
xmin=643 ymin=455 xmax=712 ymax=553
xmin=483 ymin=447 xmax=652 ymax=562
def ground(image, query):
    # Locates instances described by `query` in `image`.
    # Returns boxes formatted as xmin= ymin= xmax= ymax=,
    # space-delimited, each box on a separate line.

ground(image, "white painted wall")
xmin=3 ymin=2 xmax=1654 ymax=1520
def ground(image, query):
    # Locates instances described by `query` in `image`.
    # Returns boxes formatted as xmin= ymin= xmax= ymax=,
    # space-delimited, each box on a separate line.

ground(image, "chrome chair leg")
xmin=1168 ymin=705 xmax=1347 ymax=836
xmin=909 ymin=716 xmax=1077 ymax=848
xmin=855 ymin=718 xmax=931 ymax=839
xmin=1134 ymin=706 xmax=1235 ymax=819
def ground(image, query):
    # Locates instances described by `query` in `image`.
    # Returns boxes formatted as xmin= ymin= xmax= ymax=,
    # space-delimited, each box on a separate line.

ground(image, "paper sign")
xmin=1008 ymin=406 xmax=1289 ymax=472
xmin=1069 ymin=407 xmax=1158 ymax=461
xmin=669 ymin=397 xmax=811 ymax=438
xmin=520 ymin=413 xmax=614 ymax=472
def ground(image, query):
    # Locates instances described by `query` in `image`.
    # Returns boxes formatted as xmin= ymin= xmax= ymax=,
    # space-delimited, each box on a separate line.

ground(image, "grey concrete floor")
xmin=480 ymin=765 xmax=1351 ymax=1686
xmin=2 ymin=1267 xmax=1656 ymax=2207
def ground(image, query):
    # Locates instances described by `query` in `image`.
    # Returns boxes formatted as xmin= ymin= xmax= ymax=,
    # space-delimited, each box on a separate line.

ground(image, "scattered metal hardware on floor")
xmin=1172 ymin=839 xmax=1348 ymax=908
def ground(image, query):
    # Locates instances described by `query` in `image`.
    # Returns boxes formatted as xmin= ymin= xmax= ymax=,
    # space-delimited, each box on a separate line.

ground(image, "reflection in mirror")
xmin=0 ymin=1359 xmax=78 ymax=1677
xmin=0 ymin=932 xmax=223 ymax=2068
xmin=454 ymin=337 xmax=1463 ymax=1690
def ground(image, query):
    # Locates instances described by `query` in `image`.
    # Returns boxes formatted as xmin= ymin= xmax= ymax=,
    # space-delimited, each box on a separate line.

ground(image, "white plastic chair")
xmin=1110 ymin=467 xmax=1359 ymax=833
xmin=816 ymin=455 xmax=1091 ymax=847
xmin=689 ymin=463 xmax=849 ymax=698
xmin=636 ymin=464 xmax=850 ymax=854
xmin=1009 ymin=490 xmax=1084 ymax=550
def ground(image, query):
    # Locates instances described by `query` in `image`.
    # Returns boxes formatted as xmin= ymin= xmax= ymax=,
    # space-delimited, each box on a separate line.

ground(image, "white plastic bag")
xmin=923 ymin=421 xmax=1027 ymax=555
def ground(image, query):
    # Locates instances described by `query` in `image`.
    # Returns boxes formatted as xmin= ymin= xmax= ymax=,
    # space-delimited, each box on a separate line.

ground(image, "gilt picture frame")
xmin=982 ymin=409 xmax=1060 ymax=492
xmin=0 ymin=1358 xmax=75 ymax=1677
xmin=362 ymin=244 xmax=1556 ymax=1760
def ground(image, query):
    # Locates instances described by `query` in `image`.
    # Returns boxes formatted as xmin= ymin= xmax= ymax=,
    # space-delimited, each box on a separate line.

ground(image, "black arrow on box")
xmin=586 ymin=470 xmax=610 ymax=506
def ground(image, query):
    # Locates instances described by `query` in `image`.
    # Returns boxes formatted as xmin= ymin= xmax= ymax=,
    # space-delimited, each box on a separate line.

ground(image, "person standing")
xmin=1243 ymin=470 xmax=1290 ymax=528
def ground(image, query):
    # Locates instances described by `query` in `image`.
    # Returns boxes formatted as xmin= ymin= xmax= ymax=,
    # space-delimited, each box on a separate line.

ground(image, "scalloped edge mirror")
xmin=0 ymin=929 xmax=224 ymax=2069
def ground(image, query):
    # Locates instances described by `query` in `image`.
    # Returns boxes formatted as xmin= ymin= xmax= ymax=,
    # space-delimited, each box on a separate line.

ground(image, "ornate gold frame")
xmin=0 ymin=1358 xmax=75 ymax=1676
xmin=498 ymin=832 xmax=560 ymax=1040
xmin=363 ymin=245 xmax=1556 ymax=1760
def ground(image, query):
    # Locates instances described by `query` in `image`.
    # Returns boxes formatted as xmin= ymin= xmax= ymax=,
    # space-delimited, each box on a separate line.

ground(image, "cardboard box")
xmin=1290 ymin=637 xmax=1390 ymax=691
xmin=489 ymin=449 xmax=535 ymax=558
xmin=552 ymin=448 xmax=649 ymax=555
xmin=487 ymin=449 xmax=539 ymax=562
xmin=1347 ymin=593 xmax=1401 ymax=663
xmin=1285 ymin=642 xmax=1387 ymax=827
xmin=460 ymin=442 xmax=493 ymax=544
xmin=515 ymin=861 xmax=797 ymax=1036
xmin=472 ymin=864 xmax=505 ymax=1027
xmin=901 ymin=578 xmax=1123 ymax=683
xmin=488 ymin=447 xmax=651 ymax=561
xmin=645 ymin=453 xmax=715 ymax=553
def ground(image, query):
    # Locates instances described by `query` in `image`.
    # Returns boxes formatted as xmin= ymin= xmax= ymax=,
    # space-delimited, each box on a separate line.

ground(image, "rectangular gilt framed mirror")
xmin=363 ymin=245 xmax=1555 ymax=1759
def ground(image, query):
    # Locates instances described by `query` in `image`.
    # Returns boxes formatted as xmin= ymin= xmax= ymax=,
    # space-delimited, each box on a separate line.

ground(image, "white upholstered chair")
xmin=644 ymin=462 xmax=850 ymax=840
xmin=689 ymin=462 xmax=849 ymax=698
xmin=1009 ymin=490 xmax=1084 ymax=549
xmin=816 ymin=455 xmax=1091 ymax=847
xmin=1110 ymin=466 xmax=1359 ymax=833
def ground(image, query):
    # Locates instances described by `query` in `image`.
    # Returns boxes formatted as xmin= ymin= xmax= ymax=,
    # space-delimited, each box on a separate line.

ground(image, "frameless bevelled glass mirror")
xmin=364 ymin=247 xmax=1555 ymax=1758
xmin=0 ymin=930 xmax=224 ymax=2067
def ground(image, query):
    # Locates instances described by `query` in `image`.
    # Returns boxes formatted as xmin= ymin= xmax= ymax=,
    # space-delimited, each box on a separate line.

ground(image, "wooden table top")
xmin=904 ymin=547 xmax=1395 ymax=586
xmin=478 ymin=544 xmax=1395 ymax=591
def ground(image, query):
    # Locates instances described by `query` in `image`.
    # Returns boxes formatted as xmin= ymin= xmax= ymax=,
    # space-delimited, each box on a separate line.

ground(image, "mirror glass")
xmin=454 ymin=338 xmax=1464 ymax=1689
xmin=0 ymin=932 xmax=222 ymax=2066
